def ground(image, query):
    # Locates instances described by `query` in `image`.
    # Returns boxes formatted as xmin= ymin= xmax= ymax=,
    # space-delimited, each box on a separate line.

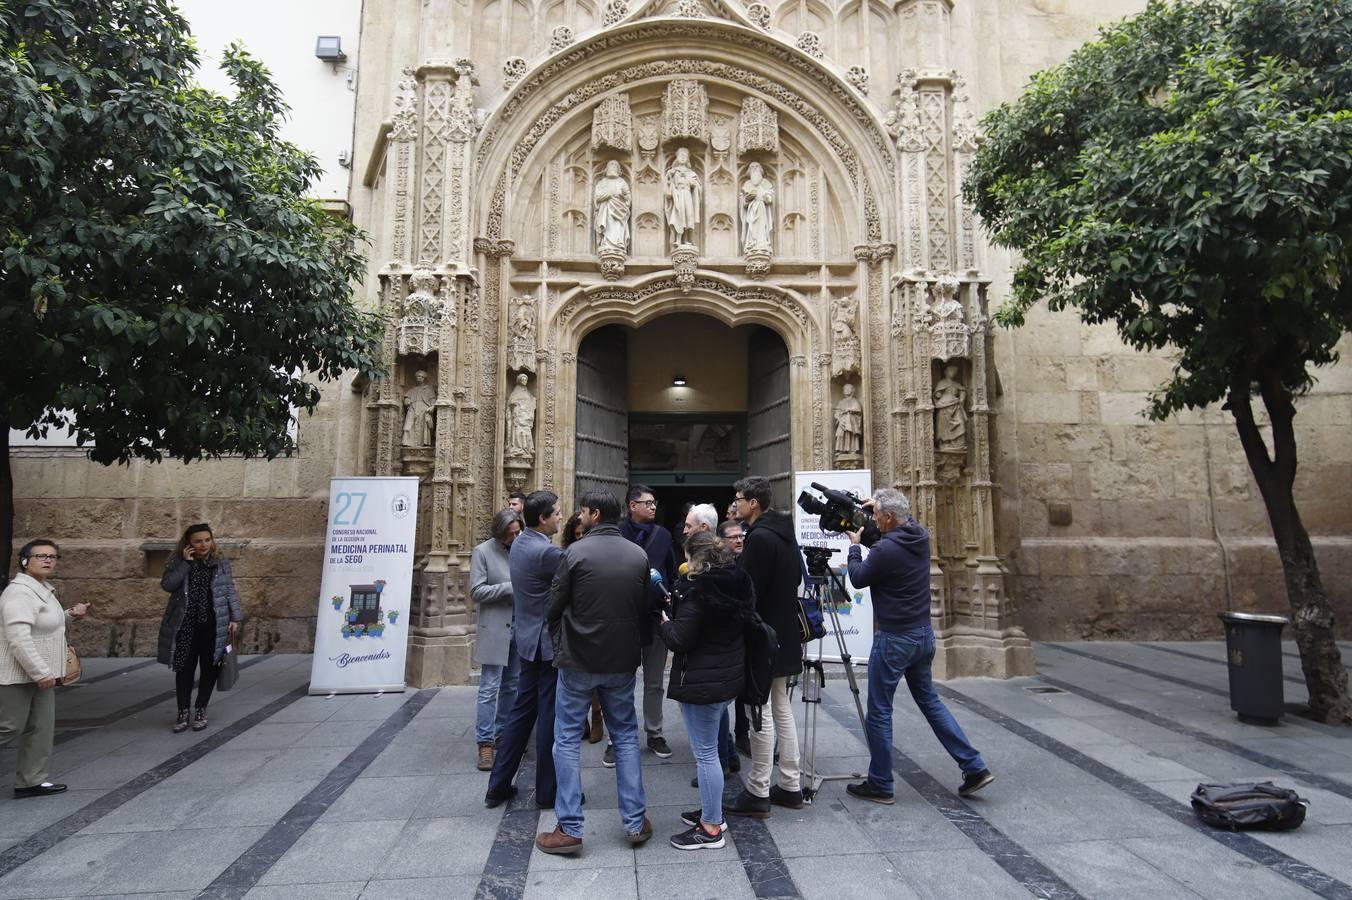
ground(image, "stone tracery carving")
xmin=674 ymin=0 xmax=704 ymax=16
xmin=745 ymin=2 xmax=771 ymax=29
xmin=602 ymin=0 xmax=629 ymax=26
xmin=389 ymin=67 xmax=419 ymax=142
xmin=446 ymin=61 xmax=479 ymax=141
xmin=737 ymin=96 xmax=779 ymax=154
xmin=397 ymin=268 xmax=446 ymax=356
xmin=928 ymin=276 xmax=970 ymax=361
xmin=662 ymin=79 xmax=708 ymax=143
xmin=591 ymin=93 xmax=632 ymax=151
xmin=830 ymin=293 xmax=861 ymax=377
xmin=502 ymin=57 xmax=527 ymax=91
xmin=846 ymin=65 xmax=869 ymax=96
xmin=549 ymin=25 xmax=575 ymax=52
xmin=795 ymin=32 xmax=824 ymax=59
xmin=507 ymin=294 xmax=537 ymax=373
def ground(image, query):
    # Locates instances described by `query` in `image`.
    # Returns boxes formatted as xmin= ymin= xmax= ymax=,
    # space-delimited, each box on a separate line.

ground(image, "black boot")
xmin=172 ymin=709 xmax=190 ymax=734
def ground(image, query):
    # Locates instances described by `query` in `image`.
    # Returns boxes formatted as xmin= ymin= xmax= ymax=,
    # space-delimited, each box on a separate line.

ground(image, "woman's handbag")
xmin=217 ymin=643 xmax=239 ymax=691
xmin=62 ymin=645 xmax=82 ymax=686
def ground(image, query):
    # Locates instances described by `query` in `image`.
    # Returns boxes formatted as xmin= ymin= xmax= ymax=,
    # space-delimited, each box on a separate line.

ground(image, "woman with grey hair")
xmin=470 ymin=508 xmax=523 ymax=770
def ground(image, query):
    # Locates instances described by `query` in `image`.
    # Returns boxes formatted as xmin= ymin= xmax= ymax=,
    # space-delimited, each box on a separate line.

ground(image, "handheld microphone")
xmin=677 ymin=562 xmax=689 ymax=576
xmin=648 ymin=568 xmax=669 ymax=596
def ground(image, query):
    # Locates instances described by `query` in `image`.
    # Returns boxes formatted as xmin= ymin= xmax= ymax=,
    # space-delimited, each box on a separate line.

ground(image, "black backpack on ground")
xmin=1190 ymin=782 xmax=1307 ymax=831
xmin=740 ymin=610 xmax=779 ymax=731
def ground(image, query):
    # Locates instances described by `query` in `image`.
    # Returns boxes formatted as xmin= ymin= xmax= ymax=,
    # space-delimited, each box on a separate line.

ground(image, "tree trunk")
xmin=1229 ymin=369 xmax=1352 ymax=725
xmin=1 ymin=426 xmax=11 ymax=591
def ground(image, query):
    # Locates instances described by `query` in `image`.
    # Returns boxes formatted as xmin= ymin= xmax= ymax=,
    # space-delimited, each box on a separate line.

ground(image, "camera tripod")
xmin=792 ymin=565 xmax=867 ymax=804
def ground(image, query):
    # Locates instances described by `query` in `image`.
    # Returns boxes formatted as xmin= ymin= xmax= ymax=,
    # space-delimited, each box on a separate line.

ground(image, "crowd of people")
xmin=1 ymin=478 xmax=994 ymax=844
xmin=469 ymin=477 xmax=995 ymax=854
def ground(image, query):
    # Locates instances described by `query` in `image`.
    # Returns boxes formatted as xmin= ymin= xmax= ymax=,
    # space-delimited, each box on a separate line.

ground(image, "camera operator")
xmin=725 ymin=476 xmax=804 ymax=818
xmin=844 ymin=488 xmax=993 ymax=804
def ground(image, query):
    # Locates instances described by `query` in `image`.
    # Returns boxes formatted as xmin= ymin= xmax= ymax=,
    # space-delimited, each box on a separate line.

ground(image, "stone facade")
xmin=11 ymin=0 xmax=1352 ymax=683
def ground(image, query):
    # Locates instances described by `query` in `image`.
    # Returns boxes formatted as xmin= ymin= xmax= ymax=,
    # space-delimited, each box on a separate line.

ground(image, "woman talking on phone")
xmin=1 ymin=539 xmax=88 ymax=797
xmin=158 ymin=524 xmax=243 ymax=733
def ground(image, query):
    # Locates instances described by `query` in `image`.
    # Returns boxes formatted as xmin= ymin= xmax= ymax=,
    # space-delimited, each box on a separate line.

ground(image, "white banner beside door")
xmin=793 ymin=470 xmax=874 ymax=665
xmin=309 ymin=477 xmax=419 ymax=694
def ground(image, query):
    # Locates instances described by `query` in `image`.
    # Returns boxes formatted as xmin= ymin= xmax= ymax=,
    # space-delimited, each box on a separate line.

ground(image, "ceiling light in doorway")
xmin=672 ymin=374 xmax=688 ymax=387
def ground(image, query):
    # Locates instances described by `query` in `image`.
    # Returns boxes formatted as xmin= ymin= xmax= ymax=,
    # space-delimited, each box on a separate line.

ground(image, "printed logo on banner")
xmin=391 ymin=494 xmax=412 ymax=518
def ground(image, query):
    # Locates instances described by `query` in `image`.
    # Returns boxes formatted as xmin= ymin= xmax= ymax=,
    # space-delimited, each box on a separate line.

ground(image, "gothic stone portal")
xmin=362 ymin=12 xmax=1034 ymax=686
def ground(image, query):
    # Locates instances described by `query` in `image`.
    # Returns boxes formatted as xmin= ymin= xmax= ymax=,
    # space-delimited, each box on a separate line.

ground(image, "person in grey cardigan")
xmin=470 ymin=508 xmax=522 ymax=770
xmin=158 ymin=524 xmax=242 ymax=733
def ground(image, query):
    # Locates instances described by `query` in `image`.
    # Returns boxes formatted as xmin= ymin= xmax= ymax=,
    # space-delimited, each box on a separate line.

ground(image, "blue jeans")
xmin=554 ymin=669 xmax=646 ymax=838
xmin=866 ymin=628 xmax=986 ymax=793
xmin=486 ymin=652 xmax=556 ymax=806
xmin=682 ymin=701 xmax=727 ymax=826
xmin=474 ymin=641 xmax=520 ymax=745
xmin=717 ymin=706 xmax=735 ymax=768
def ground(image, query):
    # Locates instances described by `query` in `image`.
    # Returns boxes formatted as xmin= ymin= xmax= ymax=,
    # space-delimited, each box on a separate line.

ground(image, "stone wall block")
xmin=15 ymin=500 xmax=125 ymax=541
xmin=1097 ymin=391 xmax=1153 ymax=425
xmin=220 ymin=499 xmax=328 ymax=538
xmin=1018 ymin=391 xmax=1082 ymax=424
xmin=242 ymin=461 xmax=273 ymax=498
xmin=1018 ymin=462 xmax=1073 ymax=500
xmin=131 ymin=500 xmax=183 ymax=540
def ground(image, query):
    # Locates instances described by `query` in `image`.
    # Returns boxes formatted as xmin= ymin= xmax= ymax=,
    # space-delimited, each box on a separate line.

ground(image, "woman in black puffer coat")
xmin=659 ymin=531 xmax=754 ymax=850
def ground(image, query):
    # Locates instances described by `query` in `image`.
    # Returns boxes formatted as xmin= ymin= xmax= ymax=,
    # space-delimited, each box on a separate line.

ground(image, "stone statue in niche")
xmin=834 ymin=382 xmax=864 ymax=464
xmin=933 ymin=363 xmax=968 ymax=452
xmin=506 ymin=373 xmax=537 ymax=459
xmin=740 ymin=162 xmax=774 ymax=254
xmin=831 ymin=294 xmax=861 ymax=377
xmin=507 ymin=295 xmax=537 ymax=373
xmin=402 ymin=369 xmax=437 ymax=448
xmin=664 ymin=146 xmax=701 ymax=248
xmin=594 ymin=160 xmax=631 ymax=254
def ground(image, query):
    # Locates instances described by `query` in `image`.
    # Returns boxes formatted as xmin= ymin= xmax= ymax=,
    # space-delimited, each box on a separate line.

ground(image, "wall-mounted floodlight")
xmin=672 ymin=374 xmax=688 ymax=387
xmin=315 ymin=36 xmax=346 ymax=62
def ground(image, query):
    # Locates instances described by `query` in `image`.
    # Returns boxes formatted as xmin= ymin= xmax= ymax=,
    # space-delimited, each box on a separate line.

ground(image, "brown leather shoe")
xmin=588 ymin=696 xmax=604 ymax=744
xmin=477 ymin=743 xmax=494 ymax=771
xmin=535 ymin=825 xmax=582 ymax=855
xmin=626 ymin=816 xmax=653 ymax=845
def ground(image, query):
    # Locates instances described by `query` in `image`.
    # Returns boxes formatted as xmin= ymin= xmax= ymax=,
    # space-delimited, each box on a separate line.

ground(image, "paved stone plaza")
xmin=2 ymin=641 xmax=1351 ymax=900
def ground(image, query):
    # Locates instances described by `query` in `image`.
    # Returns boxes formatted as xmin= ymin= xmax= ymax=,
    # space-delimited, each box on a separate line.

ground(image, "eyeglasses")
xmin=30 ymin=554 xmax=60 ymax=561
xmin=632 ymin=499 xmax=657 ymax=507
xmin=733 ymin=495 xmax=747 ymax=502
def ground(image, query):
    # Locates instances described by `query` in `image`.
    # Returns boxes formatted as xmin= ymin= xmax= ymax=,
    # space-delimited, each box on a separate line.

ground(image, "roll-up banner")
xmin=309 ymin=476 xmax=419 ymax=694
xmin=793 ymin=469 xmax=873 ymax=664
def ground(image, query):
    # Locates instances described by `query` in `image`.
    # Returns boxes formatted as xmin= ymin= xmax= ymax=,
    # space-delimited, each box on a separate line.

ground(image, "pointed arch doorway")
xmin=573 ymin=314 xmax=791 ymax=533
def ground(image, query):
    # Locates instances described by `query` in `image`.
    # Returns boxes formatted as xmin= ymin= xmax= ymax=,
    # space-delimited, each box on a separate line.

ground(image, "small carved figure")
xmin=740 ymin=162 xmax=774 ymax=254
xmin=507 ymin=296 xmax=537 ymax=372
xmin=664 ymin=146 xmax=702 ymax=247
xmin=506 ymin=373 xmax=537 ymax=458
xmin=832 ymin=294 xmax=858 ymax=342
xmin=594 ymin=160 xmax=631 ymax=254
xmin=933 ymin=363 xmax=968 ymax=452
xmin=402 ymin=370 xmax=436 ymax=448
xmin=834 ymin=383 xmax=864 ymax=458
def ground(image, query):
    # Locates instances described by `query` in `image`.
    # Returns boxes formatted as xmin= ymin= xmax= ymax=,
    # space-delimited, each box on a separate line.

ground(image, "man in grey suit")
xmin=470 ymin=508 xmax=522 ymax=771
xmin=485 ymin=490 xmax=563 ymax=809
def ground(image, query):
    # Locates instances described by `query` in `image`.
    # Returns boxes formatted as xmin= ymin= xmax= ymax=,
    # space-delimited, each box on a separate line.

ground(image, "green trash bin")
xmin=1218 ymin=611 xmax=1290 ymax=725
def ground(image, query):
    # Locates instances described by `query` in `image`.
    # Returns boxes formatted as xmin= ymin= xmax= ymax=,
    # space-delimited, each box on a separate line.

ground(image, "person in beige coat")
xmin=0 ymin=539 xmax=87 ymax=798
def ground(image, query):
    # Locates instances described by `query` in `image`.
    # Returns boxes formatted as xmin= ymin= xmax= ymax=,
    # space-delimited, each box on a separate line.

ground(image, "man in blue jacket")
xmin=843 ymin=488 xmax=994 ymax=804
xmin=485 ymin=490 xmax=564 ymax=809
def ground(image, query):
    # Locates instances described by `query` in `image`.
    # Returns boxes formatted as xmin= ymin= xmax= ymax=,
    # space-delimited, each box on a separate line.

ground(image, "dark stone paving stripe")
xmin=60 ymin=658 xmax=158 ymax=688
xmin=937 ymin=683 xmax=1352 ymax=900
xmin=55 ymin=655 xmax=271 ymax=740
xmin=1038 ymin=674 xmax=1352 ymax=798
xmin=0 ymin=681 xmax=310 ymax=880
xmin=1138 ymin=642 xmax=1308 ymax=687
xmin=821 ymin=695 xmax=1084 ymax=900
xmin=195 ymin=688 xmax=436 ymax=900
xmin=722 ymin=778 xmax=802 ymax=900
xmin=1044 ymin=644 xmax=1229 ymax=698
xmin=473 ymin=754 xmax=540 ymax=900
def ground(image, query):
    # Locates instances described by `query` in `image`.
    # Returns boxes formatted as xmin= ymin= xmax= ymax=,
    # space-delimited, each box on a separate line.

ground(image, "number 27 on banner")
xmin=332 ymin=492 xmax=367 ymax=525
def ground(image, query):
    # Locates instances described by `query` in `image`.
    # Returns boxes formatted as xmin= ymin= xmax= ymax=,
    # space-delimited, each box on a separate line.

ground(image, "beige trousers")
xmin=0 ymin=681 xmax=56 ymax=789
xmin=746 ymin=675 xmax=801 ymax=797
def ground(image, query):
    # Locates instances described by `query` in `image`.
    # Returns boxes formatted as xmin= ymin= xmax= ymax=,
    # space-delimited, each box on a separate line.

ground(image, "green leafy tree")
xmin=1 ymin=0 xmax=383 ymax=581
xmin=966 ymin=0 xmax=1352 ymax=722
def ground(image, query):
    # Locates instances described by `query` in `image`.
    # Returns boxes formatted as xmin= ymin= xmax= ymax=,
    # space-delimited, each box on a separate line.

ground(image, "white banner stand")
xmin=308 ymin=476 xmax=419 ymax=694
xmin=793 ymin=469 xmax=874 ymax=664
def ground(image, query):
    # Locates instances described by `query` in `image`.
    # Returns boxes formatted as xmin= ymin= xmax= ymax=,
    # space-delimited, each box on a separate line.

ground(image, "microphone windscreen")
xmin=649 ymin=568 xmax=665 ymax=587
xmin=677 ymin=562 xmax=689 ymax=576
